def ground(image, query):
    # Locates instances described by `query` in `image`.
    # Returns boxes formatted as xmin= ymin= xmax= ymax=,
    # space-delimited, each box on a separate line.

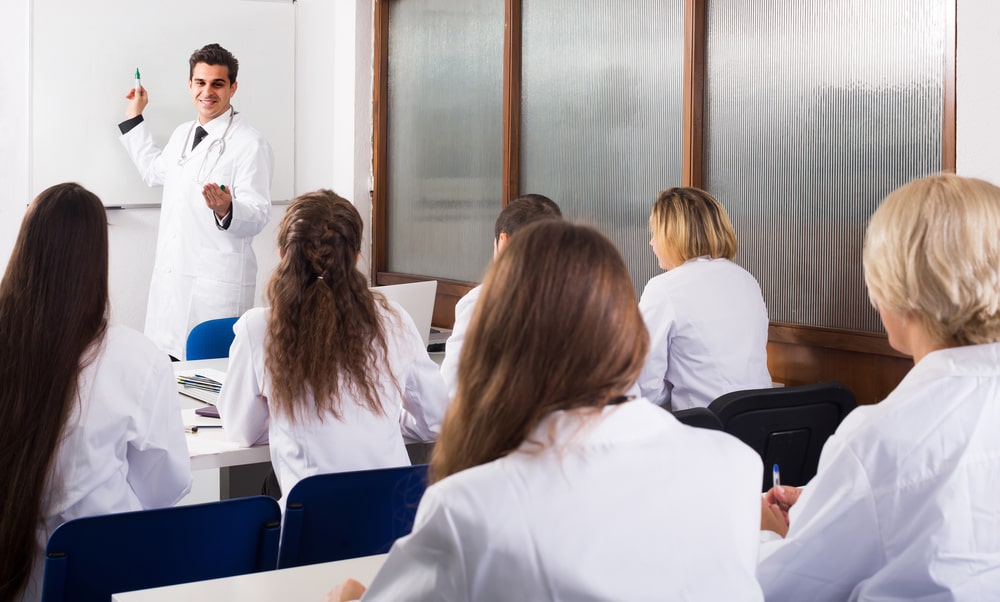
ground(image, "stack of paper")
xmin=176 ymin=368 xmax=226 ymax=405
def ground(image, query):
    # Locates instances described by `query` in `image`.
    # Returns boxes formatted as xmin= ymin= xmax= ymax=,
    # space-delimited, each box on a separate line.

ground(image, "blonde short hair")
xmin=650 ymin=187 xmax=737 ymax=263
xmin=863 ymin=173 xmax=1000 ymax=346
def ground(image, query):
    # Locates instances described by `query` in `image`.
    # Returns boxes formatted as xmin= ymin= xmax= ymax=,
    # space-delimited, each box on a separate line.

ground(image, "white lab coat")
xmin=439 ymin=284 xmax=481 ymax=399
xmin=20 ymin=326 xmax=192 ymax=602
xmin=636 ymin=257 xmax=771 ymax=410
xmin=119 ymin=110 xmax=273 ymax=359
xmin=359 ymin=399 xmax=765 ymax=601
xmin=757 ymin=343 xmax=1000 ymax=601
xmin=216 ymin=302 xmax=448 ymax=501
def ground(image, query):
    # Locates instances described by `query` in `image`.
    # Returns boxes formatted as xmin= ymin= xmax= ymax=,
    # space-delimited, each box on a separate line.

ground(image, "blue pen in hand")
xmin=772 ymin=463 xmax=781 ymax=489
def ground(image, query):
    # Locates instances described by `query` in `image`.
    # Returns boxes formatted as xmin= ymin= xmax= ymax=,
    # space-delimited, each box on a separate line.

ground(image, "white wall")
xmin=956 ymin=0 xmax=1000 ymax=185
xmin=294 ymin=0 xmax=374 ymax=274
xmin=0 ymin=0 xmax=29 ymax=265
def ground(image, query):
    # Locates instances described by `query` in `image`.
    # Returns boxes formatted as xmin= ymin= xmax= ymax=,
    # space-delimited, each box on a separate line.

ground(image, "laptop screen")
xmin=371 ymin=280 xmax=437 ymax=347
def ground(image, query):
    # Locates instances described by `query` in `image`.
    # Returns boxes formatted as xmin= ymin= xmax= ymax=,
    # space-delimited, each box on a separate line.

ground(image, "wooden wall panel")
xmin=767 ymin=323 xmax=912 ymax=405
xmin=767 ymin=341 xmax=912 ymax=406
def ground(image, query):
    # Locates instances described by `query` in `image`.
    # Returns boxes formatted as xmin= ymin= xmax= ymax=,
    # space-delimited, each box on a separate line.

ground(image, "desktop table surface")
xmin=112 ymin=553 xmax=387 ymax=602
xmin=176 ymin=358 xmax=273 ymax=471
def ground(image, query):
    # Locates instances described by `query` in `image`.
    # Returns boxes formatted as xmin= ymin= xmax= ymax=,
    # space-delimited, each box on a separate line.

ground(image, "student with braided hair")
xmin=216 ymin=190 xmax=446 ymax=503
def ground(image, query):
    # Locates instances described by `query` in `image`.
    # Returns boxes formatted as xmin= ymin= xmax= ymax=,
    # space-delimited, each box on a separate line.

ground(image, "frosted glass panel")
xmin=387 ymin=0 xmax=504 ymax=282
xmin=704 ymin=0 xmax=946 ymax=332
xmin=520 ymin=0 xmax=685 ymax=294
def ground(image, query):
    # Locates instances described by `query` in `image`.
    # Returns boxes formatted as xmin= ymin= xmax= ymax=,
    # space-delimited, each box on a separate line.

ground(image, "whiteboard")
xmin=31 ymin=0 xmax=294 ymax=206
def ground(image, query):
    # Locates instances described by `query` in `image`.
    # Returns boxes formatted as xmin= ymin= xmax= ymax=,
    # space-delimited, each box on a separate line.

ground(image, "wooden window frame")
xmin=370 ymin=0 xmax=956 ymax=399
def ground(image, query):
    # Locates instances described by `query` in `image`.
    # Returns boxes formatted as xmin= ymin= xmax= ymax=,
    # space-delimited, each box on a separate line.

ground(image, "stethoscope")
xmin=178 ymin=106 xmax=237 ymax=183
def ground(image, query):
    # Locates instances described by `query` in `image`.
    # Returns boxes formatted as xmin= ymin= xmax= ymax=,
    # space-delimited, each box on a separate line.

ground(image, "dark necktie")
xmin=192 ymin=126 xmax=209 ymax=150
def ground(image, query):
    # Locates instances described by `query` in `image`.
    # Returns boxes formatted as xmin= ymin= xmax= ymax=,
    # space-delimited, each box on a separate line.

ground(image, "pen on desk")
xmin=185 ymin=425 xmax=224 ymax=433
xmin=772 ymin=463 xmax=781 ymax=489
xmin=134 ymin=67 xmax=141 ymax=91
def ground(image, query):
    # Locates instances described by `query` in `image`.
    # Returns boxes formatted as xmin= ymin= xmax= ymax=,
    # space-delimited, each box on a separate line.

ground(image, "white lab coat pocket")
xmin=189 ymin=248 xmax=251 ymax=323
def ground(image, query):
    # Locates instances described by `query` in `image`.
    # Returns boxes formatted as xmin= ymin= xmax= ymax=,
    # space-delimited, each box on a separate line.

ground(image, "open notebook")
xmin=176 ymin=368 xmax=226 ymax=405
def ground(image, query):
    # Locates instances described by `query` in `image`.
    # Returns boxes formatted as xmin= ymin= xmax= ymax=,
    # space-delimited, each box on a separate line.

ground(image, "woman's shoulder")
xmin=102 ymin=324 xmax=164 ymax=359
xmin=91 ymin=325 xmax=173 ymax=388
xmin=236 ymin=307 xmax=269 ymax=332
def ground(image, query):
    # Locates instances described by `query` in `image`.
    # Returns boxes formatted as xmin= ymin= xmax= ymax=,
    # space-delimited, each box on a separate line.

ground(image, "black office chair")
xmin=709 ymin=381 xmax=857 ymax=492
xmin=671 ymin=406 xmax=723 ymax=430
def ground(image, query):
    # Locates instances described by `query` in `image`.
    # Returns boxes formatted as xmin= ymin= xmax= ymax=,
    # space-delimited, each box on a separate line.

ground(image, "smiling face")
xmin=188 ymin=62 xmax=237 ymax=124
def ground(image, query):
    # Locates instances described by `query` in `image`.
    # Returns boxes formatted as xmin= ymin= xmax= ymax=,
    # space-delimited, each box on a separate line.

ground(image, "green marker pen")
xmin=220 ymin=184 xmax=226 ymax=191
xmin=134 ymin=68 xmax=141 ymax=91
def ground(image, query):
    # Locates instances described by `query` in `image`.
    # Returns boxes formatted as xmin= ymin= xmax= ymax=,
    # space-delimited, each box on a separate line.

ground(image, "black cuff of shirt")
xmin=118 ymin=114 xmax=144 ymax=135
xmin=215 ymin=210 xmax=233 ymax=231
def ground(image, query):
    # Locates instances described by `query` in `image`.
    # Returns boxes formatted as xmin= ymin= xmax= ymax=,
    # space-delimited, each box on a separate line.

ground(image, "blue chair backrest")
xmin=185 ymin=317 xmax=239 ymax=360
xmin=41 ymin=495 xmax=280 ymax=602
xmin=278 ymin=464 xmax=429 ymax=569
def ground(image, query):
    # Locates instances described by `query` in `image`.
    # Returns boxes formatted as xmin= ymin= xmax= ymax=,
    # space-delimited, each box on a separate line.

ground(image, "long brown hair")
xmin=430 ymin=221 xmax=649 ymax=482
xmin=265 ymin=190 xmax=393 ymax=422
xmin=0 ymin=183 xmax=109 ymax=599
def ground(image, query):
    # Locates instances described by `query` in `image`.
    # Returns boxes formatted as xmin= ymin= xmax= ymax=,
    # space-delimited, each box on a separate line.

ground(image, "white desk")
xmin=112 ymin=553 xmax=387 ymax=602
xmin=176 ymin=359 xmax=272 ymax=471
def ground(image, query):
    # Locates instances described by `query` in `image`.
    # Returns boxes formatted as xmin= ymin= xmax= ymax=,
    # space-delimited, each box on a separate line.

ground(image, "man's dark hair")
xmin=189 ymin=43 xmax=239 ymax=82
xmin=494 ymin=194 xmax=562 ymax=241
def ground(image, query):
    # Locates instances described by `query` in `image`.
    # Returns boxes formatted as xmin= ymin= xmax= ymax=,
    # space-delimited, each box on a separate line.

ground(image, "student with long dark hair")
xmin=328 ymin=221 xmax=763 ymax=601
xmin=0 ymin=183 xmax=191 ymax=601
xmin=217 ymin=190 xmax=445 ymax=501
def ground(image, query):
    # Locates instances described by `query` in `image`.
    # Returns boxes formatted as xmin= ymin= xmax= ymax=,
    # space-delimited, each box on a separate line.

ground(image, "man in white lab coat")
xmin=118 ymin=43 xmax=272 ymax=359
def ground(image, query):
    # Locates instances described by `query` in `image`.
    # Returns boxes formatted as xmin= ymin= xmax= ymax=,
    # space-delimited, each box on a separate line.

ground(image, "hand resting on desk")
xmin=325 ymin=578 xmax=367 ymax=602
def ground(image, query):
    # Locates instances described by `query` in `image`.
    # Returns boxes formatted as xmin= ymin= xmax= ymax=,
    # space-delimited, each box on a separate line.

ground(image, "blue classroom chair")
xmin=277 ymin=464 xmax=429 ymax=569
xmin=41 ymin=495 xmax=281 ymax=602
xmin=185 ymin=316 xmax=239 ymax=360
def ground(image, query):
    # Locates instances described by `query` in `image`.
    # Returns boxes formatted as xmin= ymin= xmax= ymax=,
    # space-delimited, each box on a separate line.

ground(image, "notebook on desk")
xmin=372 ymin=280 xmax=437 ymax=347
xmin=176 ymin=368 xmax=226 ymax=406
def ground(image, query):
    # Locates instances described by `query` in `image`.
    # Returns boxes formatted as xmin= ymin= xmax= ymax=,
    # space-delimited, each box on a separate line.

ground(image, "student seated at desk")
xmin=216 ymin=190 xmax=446 ymax=502
xmin=0 ymin=183 xmax=191 ymax=602
xmin=758 ymin=174 xmax=1000 ymax=600
xmin=440 ymin=193 xmax=561 ymax=398
xmin=635 ymin=187 xmax=771 ymax=410
xmin=328 ymin=221 xmax=764 ymax=602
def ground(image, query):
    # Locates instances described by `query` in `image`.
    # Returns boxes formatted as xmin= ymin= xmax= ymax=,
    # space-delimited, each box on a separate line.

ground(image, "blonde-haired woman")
xmin=217 ymin=190 xmax=446 ymax=500
xmin=758 ymin=174 xmax=1000 ymax=599
xmin=328 ymin=221 xmax=764 ymax=601
xmin=636 ymin=187 xmax=770 ymax=410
